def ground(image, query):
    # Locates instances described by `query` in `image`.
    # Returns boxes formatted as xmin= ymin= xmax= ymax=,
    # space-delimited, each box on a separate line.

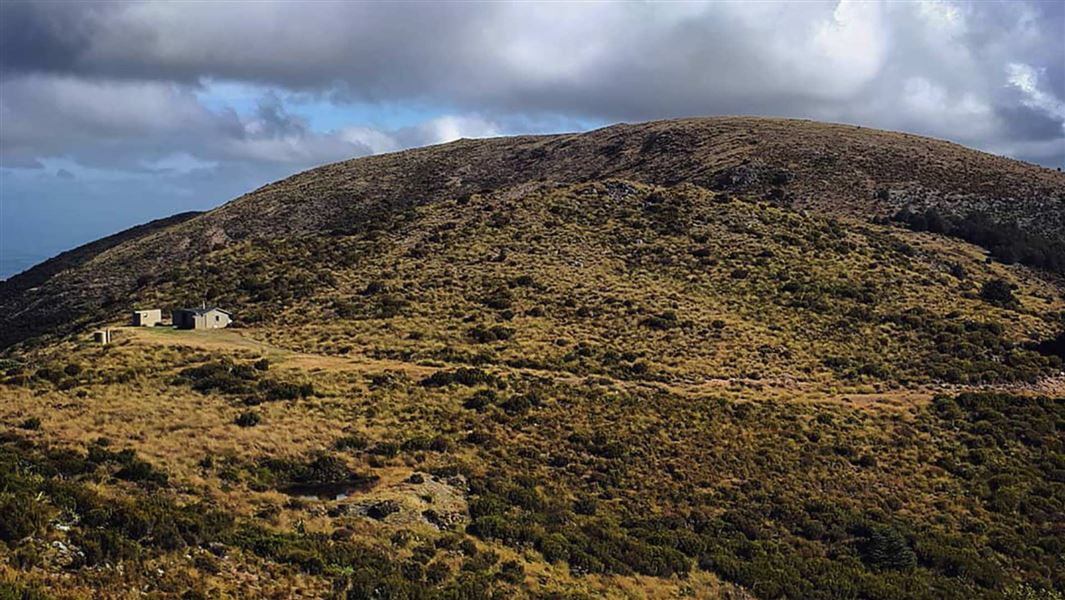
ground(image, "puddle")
xmin=280 ymin=478 xmax=377 ymax=501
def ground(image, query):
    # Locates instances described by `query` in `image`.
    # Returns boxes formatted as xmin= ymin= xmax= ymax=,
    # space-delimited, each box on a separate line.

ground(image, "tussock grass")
xmin=1 ymin=181 xmax=1063 ymax=597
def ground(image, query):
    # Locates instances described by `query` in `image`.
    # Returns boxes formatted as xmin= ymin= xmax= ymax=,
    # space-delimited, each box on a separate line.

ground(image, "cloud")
xmin=1 ymin=1 xmax=1063 ymax=278
xmin=1007 ymin=63 xmax=1065 ymax=128
xmin=0 ymin=70 xmax=515 ymax=171
xmin=3 ymin=1 xmax=1061 ymax=169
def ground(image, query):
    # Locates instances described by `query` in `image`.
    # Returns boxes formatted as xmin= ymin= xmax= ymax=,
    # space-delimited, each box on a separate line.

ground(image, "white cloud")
xmin=1 ymin=0 xmax=1062 ymax=170
xmin=1007 ymin=63 xmax=1065 ymax=127
xmin=416 ymin=115 xmax=502 ymax=145
xmin=338 ymin=127 xmax=404 ymax=155
xmin=808 ymin=0 xmax=887 ymax=96
xmin=0 ymin=72 xmax=510 ymax=173
xmin=140 ymin=153 xmax=217 ymax=174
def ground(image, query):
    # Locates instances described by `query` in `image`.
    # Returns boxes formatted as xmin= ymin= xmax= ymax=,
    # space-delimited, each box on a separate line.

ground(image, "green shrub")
xmin=369 ymin=442 xmax=399 ymax=458
xmin=859 ymin=525 xmax=917 ymax=571
xmin=335 ymin=433 xmax=369 ymax=451
xmin=500 ymin=395 xmax=532 ymax=416
xmin=367 ymin=501 xmax=400 ymax=520
xmin=114 ymin=458 xmax=169 ymax=486
xmin=639 ymin=312 xmax=679 ymax=330
xmin=481 ymin=287 xmax=514 ymax=310
xmin=0 ymin=492 xmax=50 ymax=542
xmin=73 ymin=528 xmax=141 ymax=566
xmin=980 ymin=278 xmax=1018 ymax=307
xmin=496 ymin=560 xmax=525 ymax=584
xmin=17 ymin=418 xmax=40 ymax=431
xmin=258 ymin=379 xmax=315 ymax=401
xmin=426 ymin=560 xmax=450 ymax=584
xmin=0 ymin=581 xmax=52 ymax=600
xmin=235 ymin=411 xmax=261 ymax=428
xmin=468 ymin=325 xmax=514 ymax=343
xmin=421 ymin=368 xmax=499 ymax=388
xmin=173 ymin=360 xmax=258 ymax=395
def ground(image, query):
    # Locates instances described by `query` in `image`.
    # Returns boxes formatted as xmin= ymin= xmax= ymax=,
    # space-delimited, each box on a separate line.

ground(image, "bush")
xmin=257 ymin=453 xmax=360 ymax=487
xmin=374 ymin=293 xmax=409 ymax=318
xmin=500 ymin=395 xmax=532 ymax=416
xmin=0 ymin=492 xmax=50 ymax=542
xmin=980 ymin=278 xmax=1017 ymax=308
xmin=464 ymin=389 xmax=498 ymax=412
xmin=0 ymin=582 xmax=50 ymax=600
xmin=860 ymin=525 xmax=916 ymax=571
xmin=17 ymin=417 xmax=41 ymax=430
xmin=468 ymin=325 xmax=514 ymax=343
xmin=34 ymin=367 xmax=62 ymax=385
xmin=259 ymin=379 xmax=315 ymax=401
xmin=235 ymin=411 xmax=261 ymax=428
xmin=640 ymin=312 xmax=679 ymax=330
xmin=893 ymin=208 xmax=1065 ymax=275
xmin=174 ymin=360 xmax=260 ymax=395
xmin=481 ymin=287 xmax=514 ymax=311
xmin=421 ymin=368 xmax=498 ymax=388
xmin=74 ymin=528 xmax=141 ymax=566
xmin=114 ymin=458 xmax=169 ymax=486
xmin=335 ymin=433 xmax=369 ymax=451
xmin=369 ymin=442 xmax=400 ymax=458
xmin=426 ymin=560 xmax=450 ymax=584
xmin=496 ymin=560 xmax=525 ymax=584
xmin=367 ymin=500 xmax=400 ymax=520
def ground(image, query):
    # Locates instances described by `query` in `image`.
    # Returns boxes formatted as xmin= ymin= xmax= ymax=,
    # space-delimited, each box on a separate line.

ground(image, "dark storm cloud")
xmin=0 ymin=2 xmax=102 ymax=75
xmin=0 ymin=2 xmax=490 ymax=92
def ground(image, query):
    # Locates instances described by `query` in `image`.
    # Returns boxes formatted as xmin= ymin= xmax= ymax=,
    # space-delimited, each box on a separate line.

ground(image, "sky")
xmin=1 ymin=1 xmax=1063 ymax=279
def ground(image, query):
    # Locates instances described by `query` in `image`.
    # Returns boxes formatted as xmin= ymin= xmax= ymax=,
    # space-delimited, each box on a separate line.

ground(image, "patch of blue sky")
xmin=292 ymin=97 xmax=447 ymax=132
xmin=193 ymin=79 xmax=608 ymax=138
xmin=194 ymin=79 xmax=451 ymax=133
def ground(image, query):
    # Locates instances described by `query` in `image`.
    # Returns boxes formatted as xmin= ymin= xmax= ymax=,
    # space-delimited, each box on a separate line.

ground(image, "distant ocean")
xmin=0 ymin=249 xmax=50 ymax=281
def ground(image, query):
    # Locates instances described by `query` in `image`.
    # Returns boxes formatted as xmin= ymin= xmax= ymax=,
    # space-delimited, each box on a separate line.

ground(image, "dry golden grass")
xmin=1 ymin=175 xmax=1062 ymax=598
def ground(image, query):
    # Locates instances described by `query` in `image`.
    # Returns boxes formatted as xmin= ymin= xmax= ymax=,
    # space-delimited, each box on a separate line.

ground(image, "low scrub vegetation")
xmin=172 ymin=358 xmax=315 ymax=402
xmin=0 ymin=435 xmax=542 ymax=597
xmin=458 ymin=387 xmax=1063 ymax=599
xmin=893 ymin=207 xmax=1065 ymax=275
xmin=2 ymin=179 xmax=1064 ymax=598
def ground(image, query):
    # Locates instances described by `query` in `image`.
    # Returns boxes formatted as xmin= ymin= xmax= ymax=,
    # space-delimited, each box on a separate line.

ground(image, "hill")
xmin=1 ymin=117 xmax=1064 ymax=599
xmin=0 ymin=211 xmax=202 ymax=293
xmin=2 ymin=117 xmax=1064 ymax=349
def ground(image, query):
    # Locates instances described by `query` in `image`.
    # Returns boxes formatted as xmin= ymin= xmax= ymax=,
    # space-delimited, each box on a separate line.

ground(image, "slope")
xmin=1 ymin=118 xmax=1064 ymax=599
xmin=2 ymin=117 xmax=1063 ymax=348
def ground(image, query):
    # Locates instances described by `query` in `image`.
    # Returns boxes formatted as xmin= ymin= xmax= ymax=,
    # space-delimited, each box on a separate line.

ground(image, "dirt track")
xmin=121 ymin=326 xmax=441 ymax=378
xmin=119 ymin=326 xmax=953 ymax=410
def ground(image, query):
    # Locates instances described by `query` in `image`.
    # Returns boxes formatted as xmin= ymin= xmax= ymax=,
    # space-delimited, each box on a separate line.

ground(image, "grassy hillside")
xmin=2 ymin=117 xmax=1063 ymax=349
xmin=134 ymin=180 xmax=1064 ymax=387
xmin=0 ymin=211 xmax=202 ymax=294
xmin=1 ymin=118 xmax=1064 ymax=599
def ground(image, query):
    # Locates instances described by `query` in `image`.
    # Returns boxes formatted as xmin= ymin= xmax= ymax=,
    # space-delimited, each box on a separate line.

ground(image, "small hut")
xmin=131 ymin=309 xmax=162 ymax=327
xmin=172 ymin=307 xmax=232 ymax=330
